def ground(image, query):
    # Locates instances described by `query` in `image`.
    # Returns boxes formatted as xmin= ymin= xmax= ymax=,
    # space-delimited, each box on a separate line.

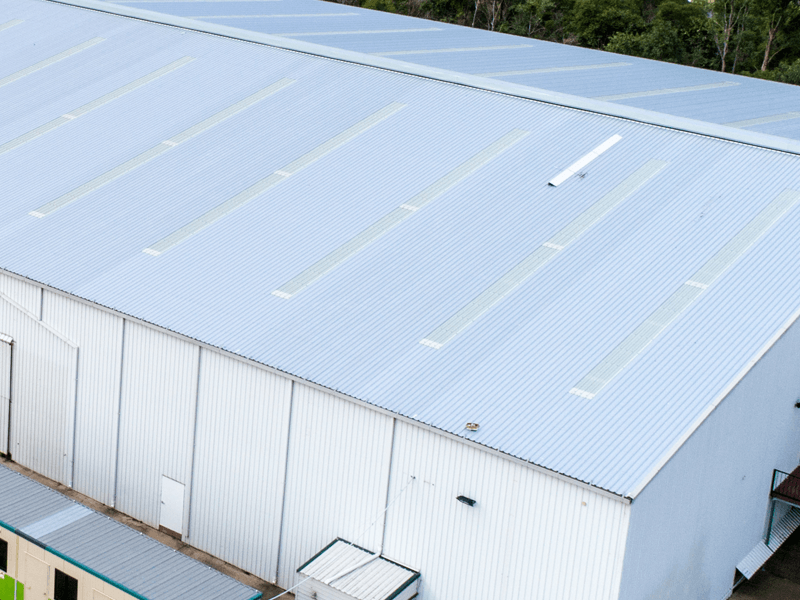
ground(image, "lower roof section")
xmin=0 ymin=465 xmax=260 ymax=600
xmin=2 ymin=0 xmax=800 ymax=499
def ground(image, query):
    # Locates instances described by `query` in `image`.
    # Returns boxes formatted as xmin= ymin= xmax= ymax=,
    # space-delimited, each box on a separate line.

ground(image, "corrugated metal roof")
xmin=0 ymin=465 xmax=260 ymax=600
xmin=2 ymin=0 xmax=800 ymax=499
xmin=97 ymin=0 xmax=800 ymax=142
xmin=298 ymin=539 xmax=419 ymax=600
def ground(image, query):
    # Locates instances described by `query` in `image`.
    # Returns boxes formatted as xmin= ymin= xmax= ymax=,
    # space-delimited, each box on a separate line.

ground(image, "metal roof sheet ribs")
xmin=144 ymin=101 xmax=406 ymax=256
xmin=548 ymin=134 xmax=622 ymax=187
xmin=0 ymin=19 xmax=23 ymax=31
xmin=478 ymin=63 xmax=631 ymax=78
xmin=29 ymin=77 xmax=294 ymax=219
xmin=0 ymin=56 xmax=194 ymax=156
xmin=725 ymin=112 xmax=800 ymax=129
xmin=0 ymin=37 xmax=104 ymax=89
xmin=595 ymin=81 xmax=738 ymax=102
xmin=570 ymin=188 xmax=800 ymax=400
xmin=276 ymin=28 xmax=442 ymax=37
xmin=272 ymin=128 xmax=528 ymax=299
xmin=420 ymin=158 xmax=668 ymax=349
xmin=373 ymin=44 xmax=534 ymax=57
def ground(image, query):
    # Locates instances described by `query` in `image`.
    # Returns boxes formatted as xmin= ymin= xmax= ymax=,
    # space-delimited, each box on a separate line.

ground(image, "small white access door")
xmin=159 ymin=475 xmax=185 ymax=536
xmin=0 ymin=334 xmax=11 ymax=455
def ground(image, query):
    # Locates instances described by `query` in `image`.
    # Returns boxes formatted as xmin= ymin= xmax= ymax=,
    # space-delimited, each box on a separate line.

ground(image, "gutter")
xmin=42 ymin=0 xmax=800 ymax=158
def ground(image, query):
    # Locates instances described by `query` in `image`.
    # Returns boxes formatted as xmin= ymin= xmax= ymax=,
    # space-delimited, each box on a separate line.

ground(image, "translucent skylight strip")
xmin=725 ymin=112 xmax=800 ymax=129
xmin=144 ymin=102 xmax=407 ymax=256
xmin=0 ymin=57 xmax=193 ymax=156
xmin=30 ymin=78 xmax=294 ymax=218
xmin=277 ymin=28 xmax=441 ymax=37
xmin=190 ymin=13 xmax=359 ymax=18
xmin=271 ymin=128 xmax=528 ymax=299
xmin=0 ymin=37 xmax=104 ymax=89
xmin=372 ymin=44 xmax=533 ymax=56
xmin=548 ymin=134 xmax=622 ymax=186
xmin=478 ymin=62 xmax=630 ymax=78
xmin=0 ymin=19 xmax=23 ymax=31
xmin=570 ymin=188 xmax=800 ymax=400
xmin=420 ymin=159 xmax=667 ymax=349
xmin=595 ymin=82 xmax=738 ymax=102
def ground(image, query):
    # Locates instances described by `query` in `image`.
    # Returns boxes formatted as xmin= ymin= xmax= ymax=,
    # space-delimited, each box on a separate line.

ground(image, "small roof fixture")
xmin=457 ymin=495 xmax=476 ymax=507
xmin=465 ymin=422 xmax=479 ymax=431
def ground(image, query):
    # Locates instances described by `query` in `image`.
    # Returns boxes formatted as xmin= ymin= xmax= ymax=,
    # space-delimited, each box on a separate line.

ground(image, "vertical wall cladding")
xmin=277 ymin=384 xmax=394 ymax=590
xmin=0 ymin=294 xmax=77 ymax=486
xmin=187 ymin=350 xmax=292 ymax=581
xmin=116 ymin=321 xmax=199 ymax=528
xmin=41 ymin=291 xmax=124 ymax=506
xmin=383 ymin=423 xmax=630 ymax=600
xmin=0 ymin=339 xmax=11 ymax=453
xmin=0 ymin=273 xmax=41 ymax=316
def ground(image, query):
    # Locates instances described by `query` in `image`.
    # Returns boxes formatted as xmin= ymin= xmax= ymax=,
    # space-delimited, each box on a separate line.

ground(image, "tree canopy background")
xmin=327 ymin=0 xmax=800 ymax=83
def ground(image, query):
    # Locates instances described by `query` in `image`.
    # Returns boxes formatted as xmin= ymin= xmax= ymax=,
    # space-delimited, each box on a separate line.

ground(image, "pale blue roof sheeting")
xmin=3 ymin=0 xmax=800 ymax=498
xmin=96 ymin=0 xmax=800 ymax=141
xmin=0 ymin=465 xmax=260 ymax=600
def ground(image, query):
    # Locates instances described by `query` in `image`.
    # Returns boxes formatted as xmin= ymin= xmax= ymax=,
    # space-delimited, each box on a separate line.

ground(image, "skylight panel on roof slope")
xmin=144 ymin=101 xmax=407 ymax=255
xmin=30 ymin=77 xmax=295 ymax=218
xmin=0 ymin=19 xmax=23 ymax=30
xmin=272 ymin=128 xmax=529 ymax=299
xmin=570 ymin=188 xmax=800 ymax=400
xmin=0 ymin=57 xmax=193 ymax=156
xmin=0 ymin=37 xmax=104 ymax=89
xmin=420 ymin=159 xmax=668 ymax=349
xmin=595 ymin=81 xmax=738 ymax=102
xmin=478 ymin=62 xmax=630 ymax=78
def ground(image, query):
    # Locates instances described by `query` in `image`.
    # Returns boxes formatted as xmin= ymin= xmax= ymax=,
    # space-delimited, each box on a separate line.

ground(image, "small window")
xmin=0 ymin=538 xmax=7 ymax=572
xmin=54 ymin=569 xmax=78 ymax=600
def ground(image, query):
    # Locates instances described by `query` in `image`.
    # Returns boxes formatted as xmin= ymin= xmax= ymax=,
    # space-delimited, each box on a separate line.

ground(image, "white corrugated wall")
xmin=0 ymin=273 xmax=41 ymax=316
xmin=41 ymin=291 xmax=124 ymax=506
xmin=276 ymin=383 xmax=394 ymax=590
xmin=115 ymin=321 xmax=199 ymax=528
xmin=187 ymin=350 xmax=292 ymax=581
xmin=382 ymin=422 xmax=630 ymax=600
xmin=0 ymin=292 xmax=77 ymax=486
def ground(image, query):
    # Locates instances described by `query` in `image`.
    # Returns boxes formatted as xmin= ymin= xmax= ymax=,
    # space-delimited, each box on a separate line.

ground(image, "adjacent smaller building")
xmin=0 ymin=464 xmax=260 ymax=600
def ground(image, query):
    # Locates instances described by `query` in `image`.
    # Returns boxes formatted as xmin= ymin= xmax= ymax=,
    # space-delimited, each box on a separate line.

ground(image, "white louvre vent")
xmin=297 ymin=539 xmax=420 ymax=600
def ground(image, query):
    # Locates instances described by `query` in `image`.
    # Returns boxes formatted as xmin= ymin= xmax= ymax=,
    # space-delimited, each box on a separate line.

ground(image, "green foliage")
xmin=330 ymin=0 xmax=800 ymax=84
xmin=569 ymin=0 xmax=645 ymax=47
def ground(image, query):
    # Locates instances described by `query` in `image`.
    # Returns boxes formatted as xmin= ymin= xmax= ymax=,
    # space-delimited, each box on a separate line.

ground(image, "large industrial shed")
xmin=1 ymin=1 xmax=800 ymax=599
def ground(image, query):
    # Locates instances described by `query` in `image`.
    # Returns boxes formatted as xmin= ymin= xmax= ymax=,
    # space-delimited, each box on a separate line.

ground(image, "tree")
xmin=708 ymin=0 xmax=751 ymax=72
xmin=750 ymin=0 xmax=799 ymax=70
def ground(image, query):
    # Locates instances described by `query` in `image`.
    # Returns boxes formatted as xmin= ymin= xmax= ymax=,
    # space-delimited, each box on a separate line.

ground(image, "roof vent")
xmin=465 ymin=422 xmax=479 ymax=431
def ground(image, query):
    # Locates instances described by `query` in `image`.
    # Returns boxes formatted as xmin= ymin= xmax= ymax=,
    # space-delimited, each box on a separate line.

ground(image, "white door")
xmin=24 ymin=553 xmax=50 ymax=600
xmin=0 ymin=335 xmax=11 ymax=455
xmin=160 ymin=475 xmax=185 ymax=535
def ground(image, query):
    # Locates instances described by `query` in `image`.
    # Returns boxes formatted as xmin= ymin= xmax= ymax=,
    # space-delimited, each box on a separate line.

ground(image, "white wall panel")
xmin=116 ymin=321 xmax=199 ymax=528
xmin=0 ymin=339 xmax=11 ymax=454
xmin=0 ymin=293 xmax=77 ymax=486
xmin=383 ymin=423 xmax=630 ymax=600
xmin=0 ymin=273 xmax=41 ymax=316
xmin=187 ymin=350 xmax=292 ymax=581
xmin=277 ymin=384 xmax=394 ymax=590
xmin=42 ymin=291 xmax=124 ymax=506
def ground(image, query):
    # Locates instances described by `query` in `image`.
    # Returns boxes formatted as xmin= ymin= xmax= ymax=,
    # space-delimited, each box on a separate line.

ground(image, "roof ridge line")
xmin=41 ymin=0 xmax=800 ymax=158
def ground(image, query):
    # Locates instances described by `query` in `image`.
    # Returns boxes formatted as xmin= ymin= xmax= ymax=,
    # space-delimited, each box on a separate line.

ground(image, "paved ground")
xmin=732 ymin=527 xmax=800 ymax=599
xmin=0 ymin=458 xmax=290 ymax=600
